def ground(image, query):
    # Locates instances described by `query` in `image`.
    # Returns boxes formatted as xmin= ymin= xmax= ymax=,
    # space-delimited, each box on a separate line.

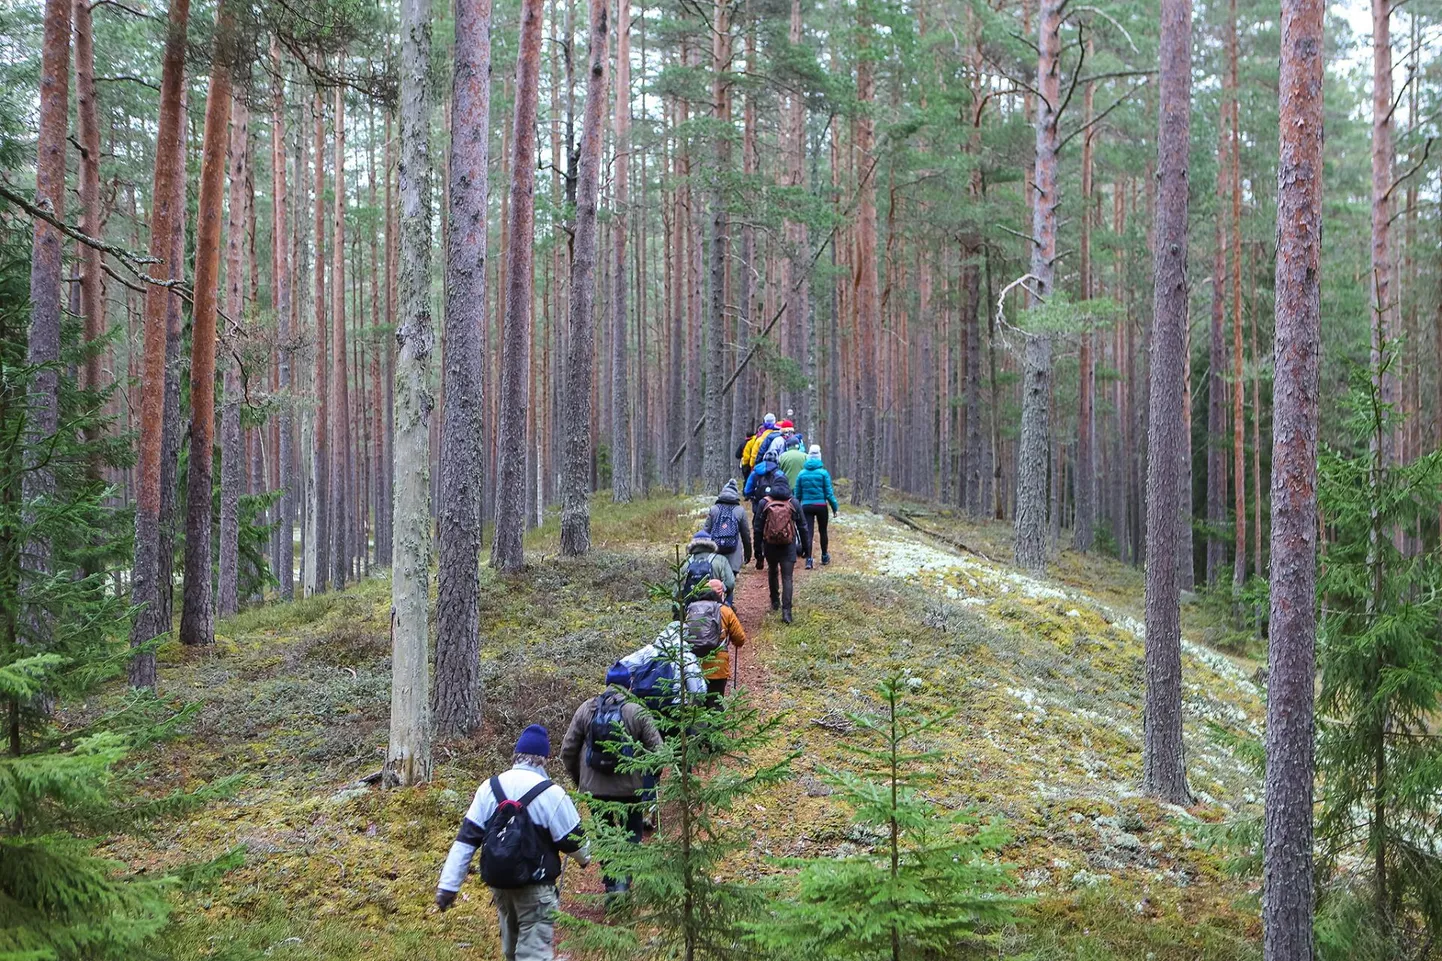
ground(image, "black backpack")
xmin=480 ymin=777 xmax=556 ymax=889
xmin=586 ymin=691 xmax=633 ymax=774
xmin=682 ymin=555 xmax=714 ymax=599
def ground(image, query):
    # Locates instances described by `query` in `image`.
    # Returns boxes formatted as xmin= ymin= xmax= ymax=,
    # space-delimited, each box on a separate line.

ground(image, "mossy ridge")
xmin=84 ymin=492 xmax=1261 ymax=960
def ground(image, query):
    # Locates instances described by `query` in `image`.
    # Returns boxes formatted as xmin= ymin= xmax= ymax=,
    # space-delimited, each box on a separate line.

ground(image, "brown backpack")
xmin=762 ymin=499 xmax=796 ymax=546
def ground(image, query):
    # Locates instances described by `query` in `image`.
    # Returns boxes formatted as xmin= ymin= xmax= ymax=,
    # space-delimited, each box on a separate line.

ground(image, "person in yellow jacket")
xmin=740 ymin=412 xmax=779 ymax=475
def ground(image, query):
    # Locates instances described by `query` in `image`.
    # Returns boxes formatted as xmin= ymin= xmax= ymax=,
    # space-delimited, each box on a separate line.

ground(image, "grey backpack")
xmin=682 ymin=600 xmax=725 ymax=656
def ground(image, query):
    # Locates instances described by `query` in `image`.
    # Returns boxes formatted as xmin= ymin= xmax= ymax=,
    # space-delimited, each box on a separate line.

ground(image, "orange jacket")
xmin=701 ymin=604 xmax=748 ymax=680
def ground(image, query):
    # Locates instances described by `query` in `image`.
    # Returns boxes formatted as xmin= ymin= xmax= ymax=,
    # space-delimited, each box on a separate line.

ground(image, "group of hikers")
xmin=431 ymin=410 xmax=840 ymax=961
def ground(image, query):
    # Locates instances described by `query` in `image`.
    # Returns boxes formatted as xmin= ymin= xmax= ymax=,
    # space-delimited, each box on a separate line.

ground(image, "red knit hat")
xmin=778 ymin=420 xmax=794 ymax=429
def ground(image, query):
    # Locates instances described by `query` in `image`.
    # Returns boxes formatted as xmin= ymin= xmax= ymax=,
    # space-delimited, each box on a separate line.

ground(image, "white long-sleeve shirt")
xmin=619 ymin=622 xmax=707 ymax=701
xmin=437 ymin=762 xmax=588 ymax=892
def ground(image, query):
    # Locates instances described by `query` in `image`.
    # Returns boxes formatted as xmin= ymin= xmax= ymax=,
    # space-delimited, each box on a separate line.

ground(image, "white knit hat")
xmin=808 ymin=444 xmax=821 ymax=457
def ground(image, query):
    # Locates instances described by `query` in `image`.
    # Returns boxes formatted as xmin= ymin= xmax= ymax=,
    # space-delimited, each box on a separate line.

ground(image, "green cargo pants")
xmin=491 ymin=884 xmax=559 ymax=961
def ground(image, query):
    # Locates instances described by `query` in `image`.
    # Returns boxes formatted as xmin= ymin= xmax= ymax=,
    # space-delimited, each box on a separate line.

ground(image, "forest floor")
xmin=81 ymin=490 xmax=1266 ymax=961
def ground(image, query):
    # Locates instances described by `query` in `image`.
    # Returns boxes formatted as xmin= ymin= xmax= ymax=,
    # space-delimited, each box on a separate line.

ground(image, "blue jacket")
xmin=794 ymin=458 xmax=838 ymax=511
xmin=743 ymin=461 xmax=776 ymax=500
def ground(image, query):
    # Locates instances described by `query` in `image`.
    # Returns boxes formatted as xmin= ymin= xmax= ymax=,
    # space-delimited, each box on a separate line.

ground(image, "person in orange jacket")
xmin=681 ymin=578 xmax=748 ymax=699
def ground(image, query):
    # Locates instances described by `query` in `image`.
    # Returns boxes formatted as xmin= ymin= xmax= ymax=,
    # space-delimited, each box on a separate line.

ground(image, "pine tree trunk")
xmin=1263 ymin=0 xmax=1323 ymax=950
xmin=491 ymin=0 xmax=544 ymax=572
xmin=380 ymin=110 xmax=397 ymax=565
xmin=331 ymin=87 xmax=351 ymax=590
xmin=1012 ymin=0 xmax=1060 ymax=572
xmin=157 ymin=88 xmax=188 ymax=639
xmin=852 ymin=11 xmax=880 ymax=512
xmin=272 ymin=42 xmax=295 ymax=599
xmin=701 ymin=0 xmax=730 ymax=492
xmin=1073 ymin=63 xmax=1095 ymax=553
xmin=1369 ymin=0 xmax=1396 ymax=469
xmin=1206 ymin=112 xmax=1228 ymax=586
xmin=435 ymin=0 xmax=491 ymax=735
xmin=1140 ymin=0 xmax=1191 ymax=804
xmin=74 ymin=0 xmax=103 ymax=402
xmin=610 ymin=0 xmax=633 ymax=503
xmin=179 ymin=2 xmax=236 ymax=648
xmin=307 ymin=93 xmax=330 ymax=597
xmin=21 ymin=0 xmax=70 ymax=652
xmin=559 ymin=0 xmax=606 ymax=555
xmin=1228 ymin=0 xmax=1246 ymax=595
xmin=218 ymin=94 xmax=248 ymax=618
xmin=388 ymin=0 xmax=435 ymax=786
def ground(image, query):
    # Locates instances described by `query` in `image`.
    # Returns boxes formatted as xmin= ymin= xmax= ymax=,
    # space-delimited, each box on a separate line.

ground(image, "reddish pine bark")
xmin=74 ymin=0 xmax=103 ymax=402
xmin=1141 ymin=0 xmax=1192 ymax=804
xmin=1074 ymin=57 xmax=1096 ymax=553
xmin=435 ymin=0 xmax=493 ymax=736
xmin=310 ymin=92 xmax=330 ymax=595
xmin=490 ymin=0 xmax=545 ymax=572
xmin=852 ymin=2 xmax=881 ymax=511
xmin=559 ymin=0 xmax=605 ymax=555
xmin=1229 ymin=0 xmax=1246 ymax=595
xmin=1263 ymin=0 xmax=1323 ymax=954
xmin=179 ymin=0 xmax=236 ymax=648
xmin=1370 ymin=0 xmax=1396 ymax=467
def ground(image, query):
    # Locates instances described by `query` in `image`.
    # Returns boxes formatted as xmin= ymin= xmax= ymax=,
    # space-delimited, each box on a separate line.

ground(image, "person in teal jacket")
xmin=794 ymin=445 xmax=838 ymax=569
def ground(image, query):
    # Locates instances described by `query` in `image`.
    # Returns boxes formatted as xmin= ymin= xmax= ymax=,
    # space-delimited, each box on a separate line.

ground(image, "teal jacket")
xmin=794 ymin=458 xmax=838 ymax=511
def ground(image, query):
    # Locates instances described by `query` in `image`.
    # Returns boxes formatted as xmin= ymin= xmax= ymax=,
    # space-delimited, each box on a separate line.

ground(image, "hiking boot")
xmin=770 ymin=600 xmax=781 ymax=612
xmin=782 ymin=609 xmax=793 ymax=624
xmin=822 ymin=553 xmax=831 ymax=565
xmin=805 ymin=557 xmax=814 ymax=570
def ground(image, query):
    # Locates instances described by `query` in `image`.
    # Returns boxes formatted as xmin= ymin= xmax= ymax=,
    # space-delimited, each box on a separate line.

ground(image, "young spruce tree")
xmin=749 ymin=675 xmax=1021 ymax=961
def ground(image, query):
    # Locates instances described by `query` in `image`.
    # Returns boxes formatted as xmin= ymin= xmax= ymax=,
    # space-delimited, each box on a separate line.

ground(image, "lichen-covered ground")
xmin=87 ymin=493 xmax=1264 ymax=960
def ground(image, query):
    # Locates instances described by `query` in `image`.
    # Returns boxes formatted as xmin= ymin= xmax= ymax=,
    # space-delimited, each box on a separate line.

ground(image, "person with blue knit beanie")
xmin=435 ymin=722 xmax=590 ymax=960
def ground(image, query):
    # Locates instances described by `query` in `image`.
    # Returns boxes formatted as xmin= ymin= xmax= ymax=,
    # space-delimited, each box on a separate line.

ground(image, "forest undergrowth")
xmin=81 ymin=494 xmax=1265 ymax=961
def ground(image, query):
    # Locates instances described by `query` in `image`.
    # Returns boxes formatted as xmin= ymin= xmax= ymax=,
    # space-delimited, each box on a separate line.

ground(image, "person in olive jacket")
xmin=794 ymin=444 xmax=838 ymax=569
xmin=560 ymin=664 xmax=664 ymax=894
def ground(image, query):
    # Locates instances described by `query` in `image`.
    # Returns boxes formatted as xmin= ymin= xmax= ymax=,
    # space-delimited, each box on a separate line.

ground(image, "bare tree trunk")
xmin=1073 ymin=57 xmax=1096 ymax=553
xmin=1140 ymin=0 xmax=1191 ymax=804
xmin=388 ymin=0 xmax=435 ymax=787
xmin=74 ymin=0 xmax=103 ymax=402
xmin=307 ymin=93 xmax=330 ymax=596
xmin=1012 ymin=0 xmax=1060 ymax=573
xmin=331 ymin=87 xmax=351 ymax=590
xmin=491 ymin=0 xmax=545 ymax=572
xmin=20 ymin=0 xmax=70 ymax=656
xmin=218 ymin=94 xmax=248 ymax=617
xmin=435 ymin=0 xmax=492 ymax=737
xmin=179 ymin=0 xmax=236 ymax=648
xmin=852 ymin=9 xmax=880 ymax=511
xmin=157 ymin=88 xmax=188 ymax=639
xmin=272 ymin=41 xmax=295 ymax=599
xmin=1262 ymin=0 xmax=1323 ymax=951
xmin=1369 ymin=0 xmax=1396 ymax=469
xmin=701 ymin=0 xmax=731 ymax=491
xmin=560 ymin=0 xmax=606 ymax=555
xmin=1206 ymin=106 xmax=1228 ymax=586
xmin=1228 ymin=0 xmax=1246 ymax=595
xmin=610 ymin=0 xmax=633 ymax=504
xmin=380 ymin=110 xmax=397 ymax=565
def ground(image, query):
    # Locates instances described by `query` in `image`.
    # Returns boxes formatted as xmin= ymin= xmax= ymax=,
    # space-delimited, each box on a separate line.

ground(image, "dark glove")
xmin=435 ymin=888 xmax=458 ymax=912
xmin=832 ymin=507 xmax=838 ymax=518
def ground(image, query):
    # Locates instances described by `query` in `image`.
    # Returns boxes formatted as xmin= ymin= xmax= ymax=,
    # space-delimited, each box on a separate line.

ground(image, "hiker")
xmin=752 ymin=472 xmax=807 ymax=623
xmin=705 ymin=480 xmax=751 ymax=603
xmin=743 ymin=447 xmax=780 ymax=502
xmin=683 ymin=578 xmax=748 ymax=699
xmin=683 ymin=531 xmax=734 ymax=603
xmin=559 ymin=664 xmax=663 ymax=894
xmin=778 ymin=433 xmax=807 ymax=486
xmin=734 ymin=432 xmax=755 ymax=480
xmin=619 ymin=622 xmax=708 ymax=711
xmin=795 ymin=444 xmax=839 ymax=570
xmin=740 ymin=413 xmax=778 ymax=475
xmin=434 ymin=725 xmax=590 ymax=961
xmin=759 ymin=420 xmax=794 ymax=464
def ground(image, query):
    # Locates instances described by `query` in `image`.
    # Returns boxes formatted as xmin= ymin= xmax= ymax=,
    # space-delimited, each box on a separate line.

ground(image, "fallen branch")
xmin=886 ymin=510 xmax=993 ymax=563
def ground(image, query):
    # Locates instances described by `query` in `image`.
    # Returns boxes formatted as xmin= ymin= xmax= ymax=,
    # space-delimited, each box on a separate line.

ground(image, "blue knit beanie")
xmin=514 ymin=724 xmax=551 ymax=758
xmin=606 ymin=663 xmax=632 ymax=688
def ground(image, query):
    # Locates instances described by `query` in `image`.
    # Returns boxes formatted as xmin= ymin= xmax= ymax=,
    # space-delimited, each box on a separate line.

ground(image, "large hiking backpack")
xmin=633 ymin=654 xmax=681 ymax=707
xmin=762 ymin=499 xmax=797 ymax=546
xmin=682 ymin=554 xmax=715 ymax=599
xmin=480 ymin=777 xmax=556 ymax=889
xmin=683 ymin=600 xmax=725 ymax=656
xmin=585 ymin=692 xmax=632 ymax=774
xmin=706 ymin=506 xmax=741 ymax=554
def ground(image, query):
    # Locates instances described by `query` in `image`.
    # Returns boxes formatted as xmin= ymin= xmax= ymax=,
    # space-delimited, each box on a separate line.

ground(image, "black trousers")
xmin=803 ymin=504 xmax=830 ymax=557
xmin=764 ymin=543 xmax=797 ymax=612
xmin=594 ymin=796 xmax=646 ymax=893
